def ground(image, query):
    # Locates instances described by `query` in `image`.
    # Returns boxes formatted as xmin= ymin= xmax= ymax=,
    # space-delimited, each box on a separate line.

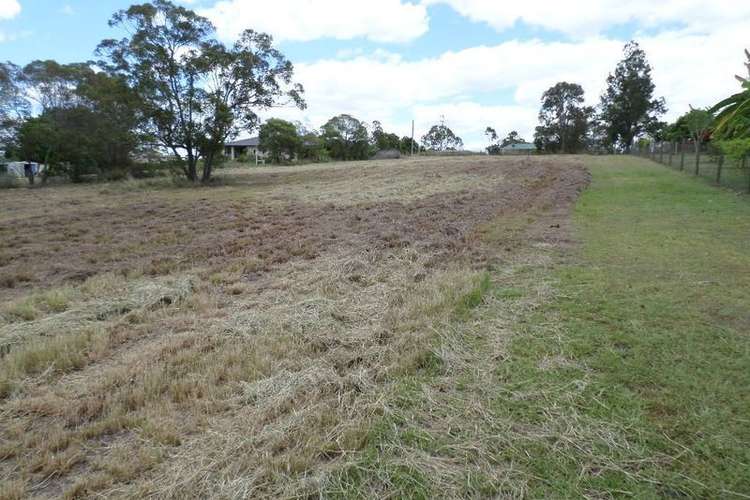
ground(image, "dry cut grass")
xmin=0 ymin=155 xmax=588 ymax=498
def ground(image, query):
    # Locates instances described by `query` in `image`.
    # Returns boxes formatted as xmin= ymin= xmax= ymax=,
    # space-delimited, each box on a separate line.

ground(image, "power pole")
xmin=411 ymin=120 xmax=415 ymax=156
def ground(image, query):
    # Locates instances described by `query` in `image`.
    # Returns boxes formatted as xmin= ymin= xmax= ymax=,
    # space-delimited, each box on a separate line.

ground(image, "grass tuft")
xmin=455 ymin=272 xmax=492 ymax=318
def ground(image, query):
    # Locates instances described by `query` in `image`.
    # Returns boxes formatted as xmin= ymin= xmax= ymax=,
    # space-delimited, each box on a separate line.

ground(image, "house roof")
xmin=226 ymin=137 xmax=260 ymax=147
xmin=502 ymin=143 xmax=536 ymax=150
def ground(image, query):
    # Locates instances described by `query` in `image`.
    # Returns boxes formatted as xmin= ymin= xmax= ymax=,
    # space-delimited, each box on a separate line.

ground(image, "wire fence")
xmin=634 ymin=141 xmax=750 ymax=194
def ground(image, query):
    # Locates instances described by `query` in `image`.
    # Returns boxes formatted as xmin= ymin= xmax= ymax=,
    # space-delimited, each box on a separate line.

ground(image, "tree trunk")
xmin=201 ymin=153 xmax=213 ymax=184
xmin=186 ymin=150 xmax=198 ymax=182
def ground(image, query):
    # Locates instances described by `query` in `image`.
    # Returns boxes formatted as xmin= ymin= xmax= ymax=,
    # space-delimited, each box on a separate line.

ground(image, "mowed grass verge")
xmin=328 ymin=156 xmax=750 ymax=498
xmin=509 ymin=156 xmax=750 ymax=496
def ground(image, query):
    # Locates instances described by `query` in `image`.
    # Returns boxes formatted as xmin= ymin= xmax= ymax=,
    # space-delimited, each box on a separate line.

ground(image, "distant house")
xmin=501 ymin=143 xmax=537 ymax=155
xmin=2 ymin=161 xmax=46 ymax=177
xmin=224 ymin=137 xmax=267 ymax=163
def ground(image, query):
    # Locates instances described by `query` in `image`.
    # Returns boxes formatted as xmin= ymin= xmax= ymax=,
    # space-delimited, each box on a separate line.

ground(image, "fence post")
xmin=668 ymin=142 xmax=674 ymax=166
xmin=659 ymin=142 xmax=664 ymax=163
xmin=680 ymin=142 xmax=685 ymax=171
xmin=716 ymin=155 xmax=724 ymax=185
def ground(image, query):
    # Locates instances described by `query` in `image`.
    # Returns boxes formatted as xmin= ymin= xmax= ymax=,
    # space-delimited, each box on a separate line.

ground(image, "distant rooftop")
xmin=226 ymin=137 xmax=260 ymax=147
xmin=502 ymin=143 xmax=536 ymax=150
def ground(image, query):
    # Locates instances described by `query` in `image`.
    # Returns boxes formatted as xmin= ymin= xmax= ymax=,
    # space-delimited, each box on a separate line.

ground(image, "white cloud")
xmin=200 ymin=0 xmax=429 ymax=43
xmin=60 ymin=4 xmax=74 ymax=16
xmin=0 ymin=0 xmax=20 ymax=20
xmin=260 ymin=25 xmax=749 ymax=151
xmin=424 ymin=0 xmax=750 ymax=38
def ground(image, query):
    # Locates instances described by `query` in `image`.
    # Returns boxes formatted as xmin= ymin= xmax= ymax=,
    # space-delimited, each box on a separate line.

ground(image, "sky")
xmin=1 ymin=0 xmax=749 ymax=150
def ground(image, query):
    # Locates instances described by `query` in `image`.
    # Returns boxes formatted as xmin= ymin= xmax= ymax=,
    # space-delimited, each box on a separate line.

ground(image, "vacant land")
xmin=0 ymin=156 xmax=586 ymax=498
xmin=1 ymin=155 xmax=748 ymax=499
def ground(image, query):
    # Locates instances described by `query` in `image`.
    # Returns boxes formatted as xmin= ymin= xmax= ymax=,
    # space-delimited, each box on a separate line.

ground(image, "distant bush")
xmin=717 ymin=138 xmax=750 ymax=165
xmin=0 ymin=174 xmax=19 ymax=189
xmin=373 ymin=149 xmax=401 ymax=160
xmin=128 ymin=162 xmax=171 ymax=179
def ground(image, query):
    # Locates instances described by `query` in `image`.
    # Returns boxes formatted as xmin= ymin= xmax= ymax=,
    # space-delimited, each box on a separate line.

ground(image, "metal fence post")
xmin=659 ymin=142 xmax=664 ymax=163
xmin=716 ymin=156 xmax=724 ymax=185
xmin=668 ymin=142 xmax=674 ymax=166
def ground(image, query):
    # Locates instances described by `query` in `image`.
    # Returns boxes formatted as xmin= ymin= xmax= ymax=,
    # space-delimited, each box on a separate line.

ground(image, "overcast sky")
xmin=1 ymin=0 xmax=749 ymax=150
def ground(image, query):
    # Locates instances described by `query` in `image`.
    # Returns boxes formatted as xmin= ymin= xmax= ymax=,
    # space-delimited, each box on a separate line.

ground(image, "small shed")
xmin=224 ymin=137 xmax=267 ymax=163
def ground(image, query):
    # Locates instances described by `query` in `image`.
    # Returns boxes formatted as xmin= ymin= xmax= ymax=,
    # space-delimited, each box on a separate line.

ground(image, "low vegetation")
xmin=1 ymin=154 xmax=749 ymax=498
xmin=0 ymin=155 xmax=586 ymax=497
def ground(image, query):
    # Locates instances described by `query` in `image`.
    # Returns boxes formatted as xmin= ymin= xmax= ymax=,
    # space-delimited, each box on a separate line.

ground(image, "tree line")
xmin=254 ymin=116 xmax=421 ymax=164
xmin=1 ymin=0 xmax=305 ymax=184
xmin=2 ymin=3 xmax=748 ymax=184
xmin=486 ymin=42 xmax=750 ymax=159
xmin=658 ymin=49 xmax=750 ymax=163
xmin=483 ymin=41 xmax=665 ymax=155
xmin=0 ymin=0 xmax=458 ymax=184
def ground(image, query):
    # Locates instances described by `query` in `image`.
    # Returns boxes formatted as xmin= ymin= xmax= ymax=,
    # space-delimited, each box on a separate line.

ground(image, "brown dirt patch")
xmin=0 ymin=156 xmax=587 ymax=299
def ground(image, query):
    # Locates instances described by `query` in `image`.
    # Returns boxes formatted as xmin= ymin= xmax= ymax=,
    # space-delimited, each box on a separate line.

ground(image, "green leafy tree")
xmin=534 ymin=82 xmax=593 ymax=153
xmin=500 ymin=131 xmax=527 ymax=148
xmin=711 ymin=49 xmax=750 ymax=162
xmin=98 ymin=0 xmax=304 ymax=182
xmin=259 ymin=118 xmax=301 ymax=163
xmin=684 ymin=107 xmax=713 ymax=154
xmin=17 ymin=61 xmax=141 ymax=180
xmin=0 ymin=62 xmax=30 ymax=149
xmin=711 ymin=49 xmax=750 ymax=140
xmin=485 ymin=127 xmax=498 ymax=143
xmin=370 ymin=121 xmax=400 ymax=151
xmin=663 ymin=115 xmax=691 ymax=142
xmin=293 ymin=122 xmax=327 ymax=161
xmin=17 ymin=110 xmax=99 ymax=183
xmin=16 ymin=117 xmax=59 ymax=184
xmin=599 ymin=41 xmax=666 ymax=151
xmin=421 ymin=124 xmax=463 ymax=151
xmin=399 ymin=136 xmax=420 ymax=155
xmin=21 ymin=60 xmax=92 ymax=111
xmin=299 ymin=132 xmax=326 ymax=161
xmin=321 ymin=114 xmax=370 ymax=160
xmin=485 ymin=127 xmax=501 ymax=155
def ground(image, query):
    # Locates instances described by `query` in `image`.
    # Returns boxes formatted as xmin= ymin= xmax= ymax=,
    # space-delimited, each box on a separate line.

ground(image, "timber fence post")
xmin=680 ymin=141 xmax=685 ymax=171
xmin=668 ymin=142 xmax=674 ymax=166
xmin=695 ymin=148 xmax=700 ymax=176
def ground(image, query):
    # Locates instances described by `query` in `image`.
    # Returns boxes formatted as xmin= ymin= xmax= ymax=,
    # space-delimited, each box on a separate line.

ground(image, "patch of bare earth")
xmin=0 ymin=156 xmax=588 ymax=498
